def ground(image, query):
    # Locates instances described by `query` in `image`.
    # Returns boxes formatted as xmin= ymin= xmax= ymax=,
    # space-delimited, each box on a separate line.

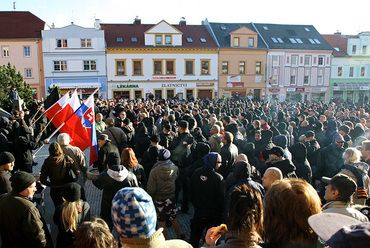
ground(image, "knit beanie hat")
xmin=62 ymin=183 xmax=81 ymax=202
xmin=111 ymin=187 xmax=157 ymax=239
xmin=158 ymin=148 xmax=171 ymax=161
xmin=0 ymin=152 xmax=15 ymax=165
xmin=106 ymin=152 xmax=121 ymax=167
xmin=10 ymin=171 xmax=36 ymax=193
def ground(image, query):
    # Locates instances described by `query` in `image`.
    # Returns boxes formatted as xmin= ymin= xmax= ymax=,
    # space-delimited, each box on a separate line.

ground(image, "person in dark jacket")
xmin=95 ymin=134 xmax=120 ymax=173
xmin=122 ymin=118 xmax=135 ymax=148
xmin=0 ymin=151 xmax=15 ymax=194
xmin=219 ymin=131 xmax=239 ymax=178
xmin=141 ymin=134 xmax=162 ymax=178
xmin=102 ymin=117 xmax=127 ymax=153
xmin=289 ymin=142 xmax=312 ymax=183
xmin=186 ymin=142 xmax=211 ymax=178
xmin=40 ymin=143 xmax=79 ymax=207
xmin=53 ymin=183 xmax=90 ymax=248
xmin=254 ymin=129 xmax=274 ymax=162
xmin=159 ymin=123 xmax=175 ymax=149
xmin=0 ymin=171 xmax=53 ymax=248
xmin=190 ymin=152 xmax=224 ymax=248
xmin=93 ymin=153 xmax=138 ymax=228
xmin=265 ymin=146 xmax=296 ymax=178
xmin=134 ymin=122 xmax=151 ymax=160
xmin=315 ymin=134 xmax=345 ymax=184
xmin=304 ymin=131 xmax=320 ymax=174
xmin=14 ymin=125 xmax=42 ymax=172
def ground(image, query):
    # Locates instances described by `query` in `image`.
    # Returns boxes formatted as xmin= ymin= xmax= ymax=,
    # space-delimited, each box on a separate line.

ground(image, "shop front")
xmin=108 ymin=81 xmax=216 ymax=100
xmin=332 ymin=82 xmax=370 ymax=103
xmin=45 ymin=77 xmax=107 ymax=99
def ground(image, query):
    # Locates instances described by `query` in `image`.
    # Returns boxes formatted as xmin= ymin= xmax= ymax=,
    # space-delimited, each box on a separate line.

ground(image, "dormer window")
xmin=186 ymin=37 xmax=193 ymax=43
xmin=263 ymin=26 xmax=268 ymax=30
xmin=200 ymin=38 xmax=207 ymax=43
xmin=248 ymin=37 xmax=254 ymax=47
xmin=233 ymin=37 xmax=240 ymax=47
xmin=313 ymin=39 xmax=321 ymax=44
xmin=155 ymin=35 xmax=162 ymax=45
xmin=305 ymin=27 xmax=310 ymax=31
xmin=165 ymin=35 xmax=172 ymax=45
xmin=131 ymin=37 xmax=138 ymax=43
xmin=116 ymin=37 xmax=124 ymax=43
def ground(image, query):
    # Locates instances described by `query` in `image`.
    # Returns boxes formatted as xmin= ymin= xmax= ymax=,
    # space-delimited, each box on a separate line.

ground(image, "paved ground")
xmin=32 ymin=142 xmax=194 ymax=245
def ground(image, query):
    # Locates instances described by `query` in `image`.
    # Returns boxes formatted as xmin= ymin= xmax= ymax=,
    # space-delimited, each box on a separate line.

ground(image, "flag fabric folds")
xmin=44 ymin=87 xmax=60 ymax=110
xmin=61 ymin=94 xmax=98 ymax=164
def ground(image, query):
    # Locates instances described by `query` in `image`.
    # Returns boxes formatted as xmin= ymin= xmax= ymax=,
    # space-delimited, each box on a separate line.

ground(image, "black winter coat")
xmin=315 ymin=143 xmax=345 ymax=180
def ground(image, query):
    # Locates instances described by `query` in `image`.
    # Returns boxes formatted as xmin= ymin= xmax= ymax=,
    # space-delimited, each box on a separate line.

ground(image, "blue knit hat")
xmin=111 ymin=187 xmax=157 ymax=239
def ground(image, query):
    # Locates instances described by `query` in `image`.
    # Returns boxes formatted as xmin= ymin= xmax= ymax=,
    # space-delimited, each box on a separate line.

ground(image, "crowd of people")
xmin=0 ymin=96 xmax=370 ymax=248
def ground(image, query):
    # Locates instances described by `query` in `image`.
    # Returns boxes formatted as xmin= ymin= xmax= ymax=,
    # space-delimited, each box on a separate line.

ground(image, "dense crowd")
xmin=0 ymin=96 xmax=370 ymax=248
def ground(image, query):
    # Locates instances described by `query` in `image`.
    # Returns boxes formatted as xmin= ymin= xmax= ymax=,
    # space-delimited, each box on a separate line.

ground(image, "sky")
xmin=1 ymin=0 xmax=369 ymax=34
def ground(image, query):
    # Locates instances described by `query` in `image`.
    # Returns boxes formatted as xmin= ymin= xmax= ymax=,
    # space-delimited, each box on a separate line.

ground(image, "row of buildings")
xmin=1 ymin=11 xmax=369 ymax=103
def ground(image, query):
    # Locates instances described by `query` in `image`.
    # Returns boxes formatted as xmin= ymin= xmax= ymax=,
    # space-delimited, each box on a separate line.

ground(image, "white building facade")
xmin=42 ymin=23 xmax=107 ymax=98
xmin=102 ymin=19 xmax=218 ymax=100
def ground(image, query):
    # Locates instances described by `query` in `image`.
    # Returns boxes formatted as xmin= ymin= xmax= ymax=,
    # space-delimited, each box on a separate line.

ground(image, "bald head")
xmin=262 ymin=167 xmax=283 ymax=189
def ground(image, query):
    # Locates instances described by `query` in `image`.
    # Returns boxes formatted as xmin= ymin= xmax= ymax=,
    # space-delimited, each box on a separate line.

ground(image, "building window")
xmin=318 ymin=56 xmax=325 ymax=66
xmin=83 ymin=60 xmax=96 ymax=71
xmin=166 ymin=60 xmax=175 ymax=75
xmin=2 ymin=46 xmax=9 ymax=57
xmin=248 ymin=37 xmax=254 ymax=47
xmin=291 ymin=55 xmax=298 ymax=66
xmin=317 ymin=75 xmax=323 ymax=85
xmin=133 ymin=60 xmax=142 ymax=76
xmin=116 ymin=60 xmax=125 ymax=75
xmin=272 ymin=56 xmax=279 ymax=67
xmin=313 ymin=57 xmax=317 ymax=64
xmin=286 ymin=56 xmax=290 ymax=64
xmin=304 ymin=76 xmax=310 ymax=85
xmin=304 ymin=55 xmax=311 ymax=66
xmin=337 ymin=66 xmax=343 ymax=77
xmin=155 ymin=35 xmax=162 ymax=45
xmin=185 ymin=60 xmax=194 ymax=75
xmin=221 ymin=61 xmax=228 ymax=74
xmin=239 ymin=61 xmax=246 ymax=74
xmin=363 ymin=46 xmax=367 ymax=55
xmin=54 ymin=61 xmax=67 ymax=71
xmin=23 ymin=46 xmax=31 ymax=57
xmin=201 ymin=60 xmax=210 ymax=75
xmin=255 ymin=61 xmax=262 ymax=75
xmin=56 ymin=39 xmax=68 ymax=48
xmin=165 ymin=35 xmax=172 ymax=45
xmin=290 ymin=75 xmax=296 ymax=85
xmin=154 ymin=60 xmax=162 ymax=75
xmin=352 ymin=45 xmax=357 ymax=54
xmin=233 ymin=37 xmax=240 ymax=47
xmin=349 ymin=66 xmax=354 ymax=77
xmin=24 ymin=68 xmax=32 ymax=78
xmin=361 ymin=67 xmax=365 ymax=77
xmin=81 ymin=38 xmax=92 ymax=48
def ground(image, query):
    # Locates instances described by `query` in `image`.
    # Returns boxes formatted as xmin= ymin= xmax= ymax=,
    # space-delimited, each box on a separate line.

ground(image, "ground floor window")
xmin=186 ymin=89 xmax=194 ymax=100
xmin=154 ymin=89 xmax=163 ymax=99
xmin=134 ymin=90 xmax=142 ymax=99
xmin=311 ymin=93 xmax=326 ymax=102
xmin=197 ymin=89 xmax=212 ymax=99
xmin=166 ymin=89 xmax=175 ymax=99
xmin=113 ymin=90 xmax=130 ymax=100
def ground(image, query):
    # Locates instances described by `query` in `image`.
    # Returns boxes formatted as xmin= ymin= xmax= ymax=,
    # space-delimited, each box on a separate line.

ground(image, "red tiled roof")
xmin=322 ymin=34 xmax=348 ymax=57
xmin=101 ymin=22 xmax=217 ymax=48
xmin=0 ymin=11 xmax=45 ymax=39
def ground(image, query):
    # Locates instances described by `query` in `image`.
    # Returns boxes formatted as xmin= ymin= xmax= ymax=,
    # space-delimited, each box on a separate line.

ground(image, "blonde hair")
xmin=343 ymin=147 xmax=362 ymax=164
xmin=61 ymin=200 xmax=83 ymax=232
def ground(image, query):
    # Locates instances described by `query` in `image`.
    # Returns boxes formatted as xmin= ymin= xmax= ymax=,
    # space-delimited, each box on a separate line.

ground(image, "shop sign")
xmin=161 ymin=83 xmax=188 ymax=88
xmin=116 ymin=84 xmax=139 ymax=88
xmin=197 ymin=82 xmax=214 ymax=87
xmin=269 ymin=88 xmax=280 ymax=93
xmin=153 ymin=76 xmax=176 ymax=80
xmin=287 ymin=88 xmax=296 ymax=92
xmin=360 ymin=86 xmax=370 ymax=91
xmin=296 ymin=87 xmax=305 ymax=93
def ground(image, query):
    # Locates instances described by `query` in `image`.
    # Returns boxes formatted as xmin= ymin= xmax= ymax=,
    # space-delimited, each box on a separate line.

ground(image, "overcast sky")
xmin=2 ymin=0 xmax=369 ymax=34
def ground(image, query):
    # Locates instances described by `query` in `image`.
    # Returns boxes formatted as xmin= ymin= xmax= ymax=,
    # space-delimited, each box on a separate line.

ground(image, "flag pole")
xmin=29 ymin=106 xmax=42 ymax=125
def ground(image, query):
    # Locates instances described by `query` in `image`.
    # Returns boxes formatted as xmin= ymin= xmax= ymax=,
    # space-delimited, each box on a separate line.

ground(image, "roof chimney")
xmin=51 ymin=23 xmax=55 ymax=29
xmin=94 ymin=18 xmax=101 ymax=29
xmin=334 ymin=30 xmax=341 ymax=35
xmin=179 ymin=17 xmax=186 ymax=27
xmin=134 ymin=16 xmax=141 ymax=25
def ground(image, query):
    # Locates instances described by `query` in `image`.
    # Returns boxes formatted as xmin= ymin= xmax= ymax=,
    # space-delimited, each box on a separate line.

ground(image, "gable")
xmin=145 ymin=20 xmax=182 ymax=34
xmin=230 ymin=26 xmax=256 ymax=35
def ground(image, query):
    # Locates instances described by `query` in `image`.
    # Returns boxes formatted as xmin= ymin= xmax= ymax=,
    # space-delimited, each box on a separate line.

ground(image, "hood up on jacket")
xmin=203 ymin=152 xmax=220 ymax=170
xmin=107 ymin=165 xmax=129 ymax=182
xmin=289 ymin=142 xmax=307 ymax=163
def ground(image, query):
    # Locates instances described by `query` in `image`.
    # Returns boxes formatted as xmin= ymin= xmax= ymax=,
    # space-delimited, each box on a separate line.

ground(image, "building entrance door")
xmin=198 ymin=89 xmax=212 ymax=99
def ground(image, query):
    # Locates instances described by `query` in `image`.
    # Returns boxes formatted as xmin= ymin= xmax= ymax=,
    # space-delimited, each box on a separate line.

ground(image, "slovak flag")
xmin=62 ymin=93 xmax=98 ymax=164
xmin=81 ymin=95 xmax=98 ymax=165
xmin=44 ymin=91 xmax=80 ymax=129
